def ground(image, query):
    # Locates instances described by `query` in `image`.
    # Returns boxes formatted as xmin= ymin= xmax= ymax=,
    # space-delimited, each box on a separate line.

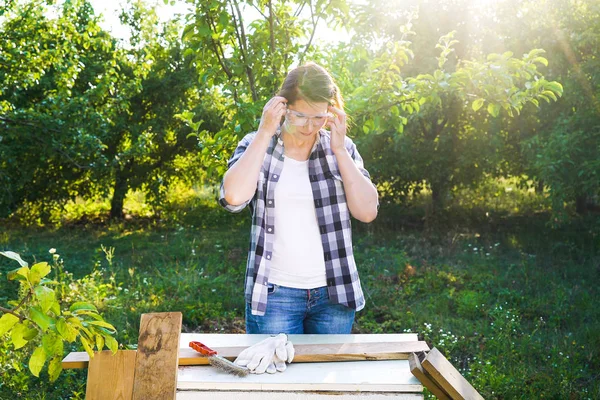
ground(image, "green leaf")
xmin=7 ymin=266 xmax=30 ymax=282
xmin=472 ymin=98 xmax=485 ymax=112
xmin=76 ymin=310 xmax=103 ymax=320
xmin=29 ymin=346 xmax=47 ymax=377
xmin=0 ymin=251 xmax=28 ymax=267
xmin=56 ymin=318 xmax=78 ymax=342
xmin=85 ymin=320 xmax=116 ymax=332
xmin=23 ymin=324 xmax=38 ymax=340
xmin=487 ymin=103 xmax=500 ymax=118
xmin=30 ymin=262 xmax=51 ymax=286
xmin=546 ymin=81 xmax=563 ymax=95
xmin=30 ymin=307 xmax=54 ymax=332
xmin=80 ymin=335 xmax=94 ymax=357
xmin=67 ymin=316 xmax=83 ymax=328
xmin=197 ymin=24 xmax=211 ymax=38
xmin=48 ymin=356 xmax=63 ymax=382
xmin=34 ymin=286 xmax=56 ymax=314
xmin=532 ymin=56 xmax=548 ymax=66
xmin=96 ymin=334 xmax=105 ymax=351
xmin=51 ymin=301 xmax=61 ymax=316
xmin=42 ymin=333 xmax=64 ymax=357
xmin=0 ymin=313 xmax=20 ymax=336
xmin=104 ymin=335 xmax=118 ymax=353
xmin=70 ymin=302 xmax=98 ymax=313
xmin=11 ymin=322 xmax=34 ymax=349
xmin=542 ymin=90 xmax=558 ymax=101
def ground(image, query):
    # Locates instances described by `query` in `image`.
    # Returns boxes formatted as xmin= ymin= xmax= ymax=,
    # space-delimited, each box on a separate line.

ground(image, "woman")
xmin=219 ymin=62 xmax=378 ymax=336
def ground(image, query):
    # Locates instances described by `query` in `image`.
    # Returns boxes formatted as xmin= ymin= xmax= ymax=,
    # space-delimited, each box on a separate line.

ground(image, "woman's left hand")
xmin=328 ymin=105 xmax=347 ymax=154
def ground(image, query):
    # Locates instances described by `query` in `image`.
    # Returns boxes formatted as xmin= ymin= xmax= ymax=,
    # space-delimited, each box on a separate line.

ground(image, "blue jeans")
xmin=245 ymin=284 xmax=356 ymax=334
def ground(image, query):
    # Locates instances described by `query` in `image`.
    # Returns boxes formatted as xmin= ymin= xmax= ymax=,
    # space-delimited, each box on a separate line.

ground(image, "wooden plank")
xmin=409 ymin=352 xmax=450 ymax=400
xmin=64 ymin=341 xmax=430 ymax=369
xmin=132 ymin=312 xmax=182 ymax=400
xmin=85 ymin=350 xmax=136 ymax=400
xmin=183 ymin=333 xmax=421 ymax=346
xmin=421 ymin=348 xmax=484 ymax=400
xmin=62 ymin=352 xmax=92 ymax=369
xmin=177 ymin=393 xmax=423 ymax=399
xmin=181 ymin=341 xmax=430 ymax=365
xmin=177 ymin=359 xmax=422 ymax=392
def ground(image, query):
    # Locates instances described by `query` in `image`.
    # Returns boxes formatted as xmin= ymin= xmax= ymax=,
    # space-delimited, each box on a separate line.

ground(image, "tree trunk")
xmin=424 ymin=181 xmax=448 ymax=229
xmin=536 ymin=179 xmax=544 ymax=195
xmin=431 ymin=182 xmax=446 ymax=215
xmin=110 ymin=170 xmax=129 ymax=219
xmin=575 ymin=194 xmax=587 ymax=215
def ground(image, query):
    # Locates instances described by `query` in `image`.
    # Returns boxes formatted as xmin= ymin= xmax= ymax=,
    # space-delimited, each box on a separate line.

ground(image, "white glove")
xmin=234 ymin=333 xmax=295 ymax=374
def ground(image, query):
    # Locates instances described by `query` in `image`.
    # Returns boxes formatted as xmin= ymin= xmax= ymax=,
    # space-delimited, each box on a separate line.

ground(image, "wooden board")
xmin=177 ymin=393 xmax=422 ymax=399
xmin=85 ymin=350 xmax=136 ymax=400
xmin=63 ymin=341 xmax=430 ymax=368
xmin=176 ymin=333 xmax=423 ymax=395
xmin=421 ymin=348 xmax=484 ymax=400
xmin=132 ymin=312 xmax=182 ymax=400
xmin=183 ymin=333 xmax=421 ymax=346
xmin=177 ymin=359 xmax=422 ymax=393
xmin=181 ymin=341 xmax=429 ymax=365
xmin=409 ymin=352 xmax=450 ymax=400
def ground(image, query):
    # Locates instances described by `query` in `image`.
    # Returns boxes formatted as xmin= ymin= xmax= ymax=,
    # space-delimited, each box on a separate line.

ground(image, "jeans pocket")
xmin=267 ymin=283 xmax=279 ymax=295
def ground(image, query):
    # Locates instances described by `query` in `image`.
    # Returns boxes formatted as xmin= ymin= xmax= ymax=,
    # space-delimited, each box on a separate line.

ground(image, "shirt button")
xmin=273 ymin=174 xmax=278 ymax=179
xmin=268 ymin=200 xmax=273 ymax=205
xmin=268 ymin=228 xmax=272 ymax=232
xmin=266 ymin=255 xmax=271 ymax=260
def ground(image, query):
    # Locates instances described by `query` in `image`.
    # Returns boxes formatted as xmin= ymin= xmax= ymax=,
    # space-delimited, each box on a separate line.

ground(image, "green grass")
xmin=1 ymin=184 xmax=599 ymax=399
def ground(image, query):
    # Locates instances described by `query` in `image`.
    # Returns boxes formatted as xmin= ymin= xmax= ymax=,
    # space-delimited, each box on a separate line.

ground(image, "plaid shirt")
xmin=219 ymin=129 xmax=375 ymax=316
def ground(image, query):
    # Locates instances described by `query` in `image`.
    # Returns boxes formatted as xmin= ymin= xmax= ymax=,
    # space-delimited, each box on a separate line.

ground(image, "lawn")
xmin=1 ymin=188 xmax=599 ymax=399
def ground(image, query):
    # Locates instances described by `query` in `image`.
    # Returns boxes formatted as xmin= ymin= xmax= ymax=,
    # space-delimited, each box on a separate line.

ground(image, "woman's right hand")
xmin=257 ymin=96 xmax=287 ymax=137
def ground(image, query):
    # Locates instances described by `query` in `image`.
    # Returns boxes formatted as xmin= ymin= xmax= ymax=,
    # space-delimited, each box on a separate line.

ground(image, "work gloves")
xmin=234 ymin=333 xmax=295 ymax=374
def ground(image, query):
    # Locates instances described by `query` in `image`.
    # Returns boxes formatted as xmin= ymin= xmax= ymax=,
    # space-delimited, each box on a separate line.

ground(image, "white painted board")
xmin=177 ymin=391 xmax=423 ymax=399
xmin=177 ymin=360 xmax=421 ymax=392
xmin=177 ymin=333 xmax=423 ymax=394
xmin=180 ymin=333 xmax=419 ymax=348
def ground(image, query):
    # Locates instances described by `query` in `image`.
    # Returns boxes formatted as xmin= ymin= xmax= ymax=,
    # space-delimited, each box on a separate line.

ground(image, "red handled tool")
xmin=189 ymin=341 xmax=249 ymax=377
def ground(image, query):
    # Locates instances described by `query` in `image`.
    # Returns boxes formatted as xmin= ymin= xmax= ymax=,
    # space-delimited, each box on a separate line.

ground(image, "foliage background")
xmin=1 ymin=0 xmax=599 ymax=398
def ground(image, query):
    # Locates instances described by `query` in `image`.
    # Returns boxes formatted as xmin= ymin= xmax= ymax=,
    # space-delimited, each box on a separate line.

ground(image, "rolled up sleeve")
xmin=345 ymin=136 xmax=379 ymax=209
xmin=218 ymin=133 xmax=255 ymax=213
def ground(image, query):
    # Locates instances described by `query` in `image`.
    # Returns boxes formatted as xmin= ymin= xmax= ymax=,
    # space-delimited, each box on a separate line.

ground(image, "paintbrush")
xmin=189 ymin=341 xmax=249 ymax=377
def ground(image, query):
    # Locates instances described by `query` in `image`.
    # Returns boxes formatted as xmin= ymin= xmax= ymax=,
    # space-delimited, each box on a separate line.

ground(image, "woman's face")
xmin=284 ymin=99 xmax=330 ymax=142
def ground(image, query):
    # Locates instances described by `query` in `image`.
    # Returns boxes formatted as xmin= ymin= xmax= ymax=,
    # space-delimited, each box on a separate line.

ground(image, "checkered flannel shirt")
xmin=219 ymin=128 xmax=376 ymax=316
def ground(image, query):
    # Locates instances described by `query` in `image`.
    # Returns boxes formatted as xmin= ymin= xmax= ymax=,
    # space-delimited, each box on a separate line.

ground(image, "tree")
xmin=0 ymin=0 xmax=223 ymax=219
xmin=492 ymin=0 xmax=600 ymax=220
xmin=323 ymin=18 xmax=563 ymax=217
xmin=99 ymin=1 xmax=223 ymax=218
xmin=0 ymin=0 xmax=118 ymax=218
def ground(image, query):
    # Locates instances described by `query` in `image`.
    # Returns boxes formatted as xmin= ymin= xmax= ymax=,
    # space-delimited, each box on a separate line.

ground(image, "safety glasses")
xmin=285 ymin=109 xmax=333 ymax=127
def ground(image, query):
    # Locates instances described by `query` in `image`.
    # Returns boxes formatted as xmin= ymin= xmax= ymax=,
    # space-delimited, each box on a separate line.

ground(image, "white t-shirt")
xmin=269 ymin=155 xmax=327 ymax=288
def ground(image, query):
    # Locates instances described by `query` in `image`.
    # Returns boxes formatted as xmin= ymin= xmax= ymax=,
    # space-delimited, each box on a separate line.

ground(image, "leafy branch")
xmin=0 ymin=251 xmax=119 ymax=381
